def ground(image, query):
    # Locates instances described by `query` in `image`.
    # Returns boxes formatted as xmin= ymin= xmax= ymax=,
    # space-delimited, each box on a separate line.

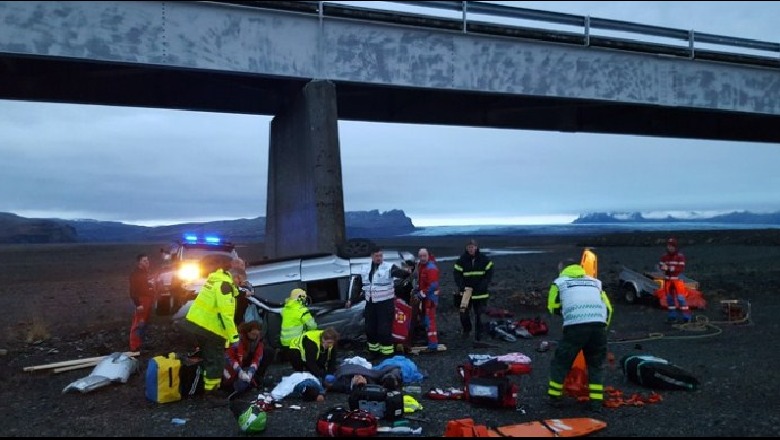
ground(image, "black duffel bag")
xmin=620 ymin=354 xmax=700 ymax=391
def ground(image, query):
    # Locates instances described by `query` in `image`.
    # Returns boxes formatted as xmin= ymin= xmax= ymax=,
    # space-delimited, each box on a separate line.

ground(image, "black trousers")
xmin=548 ymin=322 xmax=608 ymax=400
xmin=460 ymin=297 xmax=487 ymax=338
xmin=365 ymin=298 xmax=394 ymax=352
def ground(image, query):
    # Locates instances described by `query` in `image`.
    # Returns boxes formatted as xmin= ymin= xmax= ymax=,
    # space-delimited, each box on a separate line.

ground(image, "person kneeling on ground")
xmin=287 ymin=327 xmax=339 ymax=385
xmin=222 ymin=320 xmax=274 ymax=397
xmin=280 ymin=288 xmax=318 ymax=362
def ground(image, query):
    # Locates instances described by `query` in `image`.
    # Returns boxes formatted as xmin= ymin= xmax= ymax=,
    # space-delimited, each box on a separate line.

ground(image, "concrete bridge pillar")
xmin=265 ymin=80 xmax=346 ymax=259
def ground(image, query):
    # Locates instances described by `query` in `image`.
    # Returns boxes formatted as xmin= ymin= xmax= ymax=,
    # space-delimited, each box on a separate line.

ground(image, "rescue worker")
xmin=223 ymin=320 xmax=273 ymax=397
xmin=180 ymin=254 xmax=240 ymax=406
xmin=547 ymin=258 xmax=612 ymax=413
xmin=231 ymin=260 xmax=254 ymax=327
xmin=581 ymin=247 xmax=598 ymax=278
xmin=287 ymin=327 xmax=339 ymax=385
xmin=453 ymin=239 xmax=494 ymax=341
xmin=659 ymin=237 xmax=690 ymax=323
xmin=414 ymin=248 xmax=440 ymax=351
xmin=280 ymin=288 xmax=318 ymax=360
xmin=347 ymin=247 xmax=409 ymax=359
xmin=128 ymin=253 xmax=154 ymax=352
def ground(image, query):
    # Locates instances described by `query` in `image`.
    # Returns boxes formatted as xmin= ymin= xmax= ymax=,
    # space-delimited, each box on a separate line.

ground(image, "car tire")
xmin=337 ymin=238 xmax=376 ymax=258
xmin=622 ymin=284 xmax=639 ymax=304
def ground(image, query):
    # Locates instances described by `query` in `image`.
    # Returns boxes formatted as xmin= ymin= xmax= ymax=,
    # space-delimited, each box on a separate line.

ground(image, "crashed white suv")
xmin=170 ymin=237 xmax=415 ymax=347
xmin=244 ymin=247 xmax=415 ymax=349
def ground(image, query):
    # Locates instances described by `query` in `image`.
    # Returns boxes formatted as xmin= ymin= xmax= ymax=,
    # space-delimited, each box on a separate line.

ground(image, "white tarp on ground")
xmin=62 ymin=352 xmax=138 ymax=394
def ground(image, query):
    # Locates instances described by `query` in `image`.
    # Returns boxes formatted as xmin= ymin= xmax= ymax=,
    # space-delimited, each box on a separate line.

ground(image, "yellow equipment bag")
xmin=145 ymin=352 xmax=182 ymax=403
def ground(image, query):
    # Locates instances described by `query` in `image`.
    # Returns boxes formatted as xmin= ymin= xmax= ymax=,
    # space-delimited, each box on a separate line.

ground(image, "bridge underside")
xmin=3 ymin=55 xmax=779 ymax=143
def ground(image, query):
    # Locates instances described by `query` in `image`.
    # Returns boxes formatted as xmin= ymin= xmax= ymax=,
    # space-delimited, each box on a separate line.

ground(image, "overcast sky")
xmin=2 ymin=1 xmax=780 ymax=227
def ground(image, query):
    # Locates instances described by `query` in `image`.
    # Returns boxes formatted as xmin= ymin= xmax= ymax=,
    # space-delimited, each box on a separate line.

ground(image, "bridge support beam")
xmin=265 ymin=80 xmax=346 ymax=259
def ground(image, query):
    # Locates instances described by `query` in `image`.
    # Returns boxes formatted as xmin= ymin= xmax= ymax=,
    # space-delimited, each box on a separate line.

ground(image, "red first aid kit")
xmin=392 ymin=298 xmax=412 ymax=344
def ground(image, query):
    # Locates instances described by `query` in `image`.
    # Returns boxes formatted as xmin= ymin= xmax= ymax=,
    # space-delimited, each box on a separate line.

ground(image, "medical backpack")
xmin=348 ymin=384 xmax=404 ymax=421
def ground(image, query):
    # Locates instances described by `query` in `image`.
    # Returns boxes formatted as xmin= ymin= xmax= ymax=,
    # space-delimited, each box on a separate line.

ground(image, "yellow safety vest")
xmin=289 ymin=329 xmax=331 ymax=364
xmin=185 ymin=269 xmax=239 ymax=345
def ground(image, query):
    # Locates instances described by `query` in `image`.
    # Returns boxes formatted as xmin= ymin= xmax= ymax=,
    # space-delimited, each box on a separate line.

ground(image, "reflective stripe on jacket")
xmin=453 ymin=251 xmax=494 ymax=300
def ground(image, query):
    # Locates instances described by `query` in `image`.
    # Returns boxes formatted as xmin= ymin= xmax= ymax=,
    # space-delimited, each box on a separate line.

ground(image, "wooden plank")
xmin=23 ymin=351 xmax=140 ymax=372
xmin=53 ymin=360 xmax=100 ymax=374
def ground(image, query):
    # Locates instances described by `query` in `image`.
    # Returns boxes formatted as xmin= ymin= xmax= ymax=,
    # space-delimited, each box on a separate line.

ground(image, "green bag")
xmin=238 ymin=403 xmax=267 ymax=434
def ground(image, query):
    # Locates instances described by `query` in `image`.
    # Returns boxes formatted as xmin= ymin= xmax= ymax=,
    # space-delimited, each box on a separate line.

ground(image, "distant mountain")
xmin=572 ymin=210 xmax=780 ymax=225
xmin=0 ymin=212 xmax=78 ymax=244
xmin=0 ymin=210 xmax=417 ymax=244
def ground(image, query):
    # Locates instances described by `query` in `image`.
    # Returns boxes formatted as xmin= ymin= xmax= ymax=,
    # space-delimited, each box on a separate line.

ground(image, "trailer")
xmin=617 ymin=266 xmax=700 ymax=305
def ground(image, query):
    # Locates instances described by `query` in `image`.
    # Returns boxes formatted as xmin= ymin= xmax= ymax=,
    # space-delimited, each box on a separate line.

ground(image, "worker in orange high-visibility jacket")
xmin=659 ymin=237 xmax=690 ymax=323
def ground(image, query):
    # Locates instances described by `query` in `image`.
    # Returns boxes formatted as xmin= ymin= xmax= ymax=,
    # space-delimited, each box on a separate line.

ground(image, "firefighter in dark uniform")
xmin=547 ymin=259 xmax=613 ymax=412
xmin=347 ymin=247 xmax=409 ymax=359
xmin=453 ymin=239 xmax=494 ymax=341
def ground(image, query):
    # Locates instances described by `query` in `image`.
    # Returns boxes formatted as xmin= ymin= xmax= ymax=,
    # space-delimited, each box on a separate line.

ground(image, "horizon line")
xmin=7 ymin=208 xmax=778 ymax=228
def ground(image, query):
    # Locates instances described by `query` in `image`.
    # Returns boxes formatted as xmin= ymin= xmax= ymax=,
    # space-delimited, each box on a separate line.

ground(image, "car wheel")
xmin=337 ymin=238 xmax=376 ymax=258
xmin=622 ymin=284 xmax=639 ymax=304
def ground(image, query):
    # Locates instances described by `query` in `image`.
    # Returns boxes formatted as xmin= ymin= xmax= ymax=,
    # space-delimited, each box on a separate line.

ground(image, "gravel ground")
xmin=1 ymin=231 xmax=779 ymax=437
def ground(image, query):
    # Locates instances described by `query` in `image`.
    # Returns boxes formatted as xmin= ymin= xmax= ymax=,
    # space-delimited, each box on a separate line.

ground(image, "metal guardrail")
xmin=209 ymin=1 xmax=780 ymax=68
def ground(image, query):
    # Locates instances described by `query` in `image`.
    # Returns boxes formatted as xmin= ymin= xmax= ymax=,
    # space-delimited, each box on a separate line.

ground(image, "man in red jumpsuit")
xmin=415 ymin=248 xmax=440 ymax=351
xmin=659 ymin=237 xmax=690 ymax=323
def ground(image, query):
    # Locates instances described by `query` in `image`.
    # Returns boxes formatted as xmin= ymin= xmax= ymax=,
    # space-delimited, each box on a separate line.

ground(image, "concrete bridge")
xmin=2 ymin=1 xmax=779 ymax=257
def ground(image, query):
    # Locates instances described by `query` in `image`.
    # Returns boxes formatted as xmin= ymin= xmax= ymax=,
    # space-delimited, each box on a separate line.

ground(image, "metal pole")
xmin=318 ymin=1 xmax=324 ymax=78
xmin=462 ymin=1 xmax=467 ymax=33
xmin=689 ymin=29 xmax=695 ymax=59
xmin=584 ymin=16 xmax=590 ymax=46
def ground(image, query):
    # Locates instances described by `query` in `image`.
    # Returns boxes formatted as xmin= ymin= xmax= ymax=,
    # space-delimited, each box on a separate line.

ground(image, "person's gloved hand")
xmin=415 ymin=291 xmax=426 ymax=300
xmin=246 ymin=367 xmax=257 ymax=378
xmin=238 ymin=370 xmax=252 ymax=382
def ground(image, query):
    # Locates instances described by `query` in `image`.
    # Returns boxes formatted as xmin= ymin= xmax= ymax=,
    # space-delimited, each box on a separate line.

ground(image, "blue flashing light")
xmin=184 ymin=234 xmax=198 ymax=242
xmin=204 ymin=236 xmax=221 ymax=244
